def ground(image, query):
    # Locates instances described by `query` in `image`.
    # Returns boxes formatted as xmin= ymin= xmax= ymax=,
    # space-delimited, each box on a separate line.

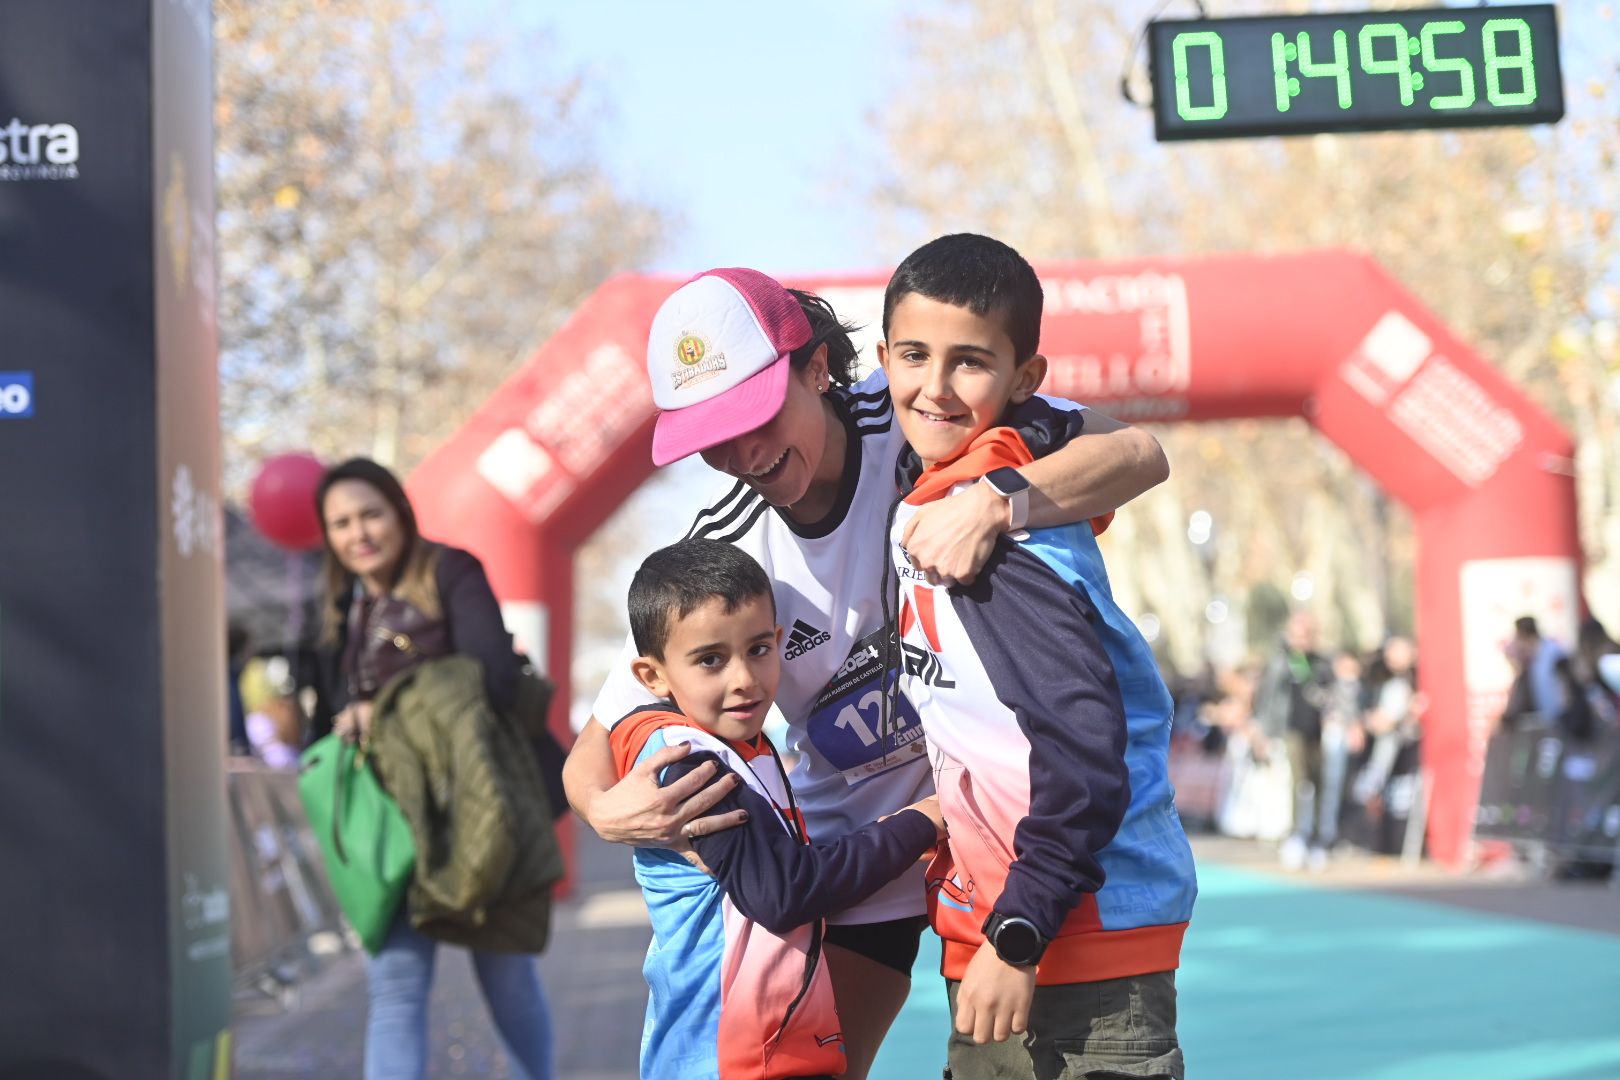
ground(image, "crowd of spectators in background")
xmin=1167 ymin=611 xmax=1620 ymax=870
xmin=1499 ymin=615 xmax=1620 ymax=744
xmin=1168 ymin=620 xmax=1426 ymax=866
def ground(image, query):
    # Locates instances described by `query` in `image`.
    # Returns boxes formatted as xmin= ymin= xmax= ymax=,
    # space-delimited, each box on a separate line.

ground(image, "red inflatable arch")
xmin=409 ymin=250 xmax=1579 ymax=869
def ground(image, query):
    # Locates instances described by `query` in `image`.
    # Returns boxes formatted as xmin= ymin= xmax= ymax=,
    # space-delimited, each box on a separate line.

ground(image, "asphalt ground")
xmin=234 ymin=829 xmax=649 ymax=1079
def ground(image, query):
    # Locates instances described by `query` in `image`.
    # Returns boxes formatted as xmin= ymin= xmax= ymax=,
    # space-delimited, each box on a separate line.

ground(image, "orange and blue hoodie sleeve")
xmin=663 ymin=753 xmax=938 ymax=934
xmin=950 ymin=544 xmax=1133 ymax=939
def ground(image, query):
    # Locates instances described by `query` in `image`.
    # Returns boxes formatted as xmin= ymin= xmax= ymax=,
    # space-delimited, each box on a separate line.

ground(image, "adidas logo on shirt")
xmin=784 ymin=618 xmax=832 ymax=660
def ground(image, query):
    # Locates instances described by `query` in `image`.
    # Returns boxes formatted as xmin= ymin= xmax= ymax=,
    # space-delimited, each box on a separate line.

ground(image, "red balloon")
xmin=249 ymin=452 xmax=327 ymax=551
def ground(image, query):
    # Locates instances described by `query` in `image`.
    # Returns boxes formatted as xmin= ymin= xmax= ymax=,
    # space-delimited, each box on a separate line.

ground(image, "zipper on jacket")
xmin=764 ymin=919 xmax=824 ymax=1061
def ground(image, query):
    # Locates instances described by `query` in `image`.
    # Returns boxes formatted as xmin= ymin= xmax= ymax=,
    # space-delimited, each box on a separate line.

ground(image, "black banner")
xmin=0 ymin=2 xmax=229 ymax=1077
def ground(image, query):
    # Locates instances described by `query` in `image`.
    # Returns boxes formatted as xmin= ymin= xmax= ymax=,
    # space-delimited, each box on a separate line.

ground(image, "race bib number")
xmin=806 ymin=628 xmax=927 ymax=786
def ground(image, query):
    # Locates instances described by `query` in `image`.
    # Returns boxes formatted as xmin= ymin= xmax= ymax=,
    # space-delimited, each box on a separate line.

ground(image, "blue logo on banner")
xmin=0 ymin=372 xmax=34 ymax=418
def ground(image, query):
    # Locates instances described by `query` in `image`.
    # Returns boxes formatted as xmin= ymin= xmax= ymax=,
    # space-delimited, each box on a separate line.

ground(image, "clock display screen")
xmin=1149 ymin=5 xmax=1563 ymax=141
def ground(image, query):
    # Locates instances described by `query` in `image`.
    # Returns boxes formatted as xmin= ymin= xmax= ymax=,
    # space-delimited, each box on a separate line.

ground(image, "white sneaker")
xmin=1280 ymin=836 xmax=1307 ymax=871
xmin=1307 ymin=846 xmax=1330 ymax=873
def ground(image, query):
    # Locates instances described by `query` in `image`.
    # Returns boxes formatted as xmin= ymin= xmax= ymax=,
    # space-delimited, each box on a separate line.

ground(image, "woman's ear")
xmin=631 ymin=657 xmax=671 ymax=699
xmin=1010 ymin=354 xmax=1048 ymax=404
xmin=808 ymin=343 xmax=831 ymax=391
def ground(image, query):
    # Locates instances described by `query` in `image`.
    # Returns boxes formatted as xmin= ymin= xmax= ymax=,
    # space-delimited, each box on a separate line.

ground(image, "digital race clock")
xmin=1149 ymin=4 xmax=1564 ymax=141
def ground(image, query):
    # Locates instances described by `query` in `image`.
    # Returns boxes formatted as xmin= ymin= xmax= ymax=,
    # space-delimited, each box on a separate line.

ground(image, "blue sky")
xmin=459 ymin=0 xmax=908 ymax=276
xmin=449 ymin=2 xmax=920 ymax=712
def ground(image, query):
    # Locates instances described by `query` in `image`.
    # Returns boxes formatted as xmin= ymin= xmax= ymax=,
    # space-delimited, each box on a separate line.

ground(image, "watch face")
xmin=994 ymin=919 xmax=1041 ymax=965
xmin=986 ymin=467 xmax=1030 ymax=497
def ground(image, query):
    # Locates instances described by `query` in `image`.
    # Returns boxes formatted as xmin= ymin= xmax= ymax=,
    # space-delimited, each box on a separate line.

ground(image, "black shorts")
xmin=822 ymin=914 xmax=930 ymax=976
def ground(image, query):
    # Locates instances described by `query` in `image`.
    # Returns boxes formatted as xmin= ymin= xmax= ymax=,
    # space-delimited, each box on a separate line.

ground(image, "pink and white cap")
xmin=647 ymin=267 xmax=812 ymax=466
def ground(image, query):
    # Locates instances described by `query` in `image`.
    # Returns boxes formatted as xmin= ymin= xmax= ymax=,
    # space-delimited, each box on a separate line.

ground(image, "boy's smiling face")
xmin=631 ymin=593 xmax=783 ymax=743
xmin=879 ymin=293 xmax=1047 ymax=467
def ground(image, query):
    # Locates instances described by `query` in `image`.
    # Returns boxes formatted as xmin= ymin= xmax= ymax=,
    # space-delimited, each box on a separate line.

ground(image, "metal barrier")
xmin=1475 ymin=722 xmax=1620 ymax=866
xmin=227 ymin=760 xmax=350 ymax=997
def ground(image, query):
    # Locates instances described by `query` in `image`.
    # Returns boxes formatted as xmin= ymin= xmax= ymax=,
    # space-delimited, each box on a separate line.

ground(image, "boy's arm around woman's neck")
xmin=661 ymin=751 xmax=937 ymax=935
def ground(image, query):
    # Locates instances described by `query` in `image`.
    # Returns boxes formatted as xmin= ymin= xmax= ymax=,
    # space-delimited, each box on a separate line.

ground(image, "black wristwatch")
xmin=983 ymin=911 xmax=1048 ymax=967
xmin=981 ymin=467 xmax=1031 ymax=532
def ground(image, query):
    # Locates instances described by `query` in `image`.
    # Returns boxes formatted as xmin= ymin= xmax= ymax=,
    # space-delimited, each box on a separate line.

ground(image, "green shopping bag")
xmin=298 ymin=733 xmax=417 ymax=953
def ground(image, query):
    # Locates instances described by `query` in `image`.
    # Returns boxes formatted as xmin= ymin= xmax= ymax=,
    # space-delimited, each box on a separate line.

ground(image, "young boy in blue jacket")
xmin=877 ymin=233 xmax=1197 ymax=1080
xmin=608 ymin=539 xmax=945 ymax=1080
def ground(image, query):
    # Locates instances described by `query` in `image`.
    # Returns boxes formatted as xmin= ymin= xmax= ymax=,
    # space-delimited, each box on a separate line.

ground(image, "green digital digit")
xmin=1360 ymin=22 xmax=1415 ymax=106
xmin=1173 ymin=30 xmax=1229 ymax=121
xmin=1420 ymin=21 xmax=1475 ymax=110
xmin=1296 ymin=29 xmax=1353 ymax=109
xmin=1483 ymin=18 xmax=1537 ymax=106
xmin=1271 ymin=32 xmax=1292 ymax=112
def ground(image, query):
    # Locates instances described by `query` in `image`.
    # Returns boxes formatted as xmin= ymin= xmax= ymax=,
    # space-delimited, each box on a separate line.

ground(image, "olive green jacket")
xmin=371 ymin=655 xmax=563 ymax=953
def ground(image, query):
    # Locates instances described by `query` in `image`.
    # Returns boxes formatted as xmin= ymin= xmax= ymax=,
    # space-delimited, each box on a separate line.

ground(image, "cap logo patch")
xmin=676 ymin=334 xmax=707 ymax=366
xmin=670 ymin=330 xmax=728 ymax=390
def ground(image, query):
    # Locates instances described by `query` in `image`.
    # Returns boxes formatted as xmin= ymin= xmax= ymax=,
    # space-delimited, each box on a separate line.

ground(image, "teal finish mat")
xmin=872 ymin=864 xmax=1620 ymax=1079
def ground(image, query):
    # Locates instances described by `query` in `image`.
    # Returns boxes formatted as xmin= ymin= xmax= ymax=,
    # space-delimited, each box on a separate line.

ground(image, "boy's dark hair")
xmin=1514 ymin=615 xmax=1541 ymax=639
xmin=788 ymin=288 xmax=861 ymax=387
xmin=629 ymin=540 xmax=776 ymax=659
xmin=882 ymin=233 xmax=1044 ymax=362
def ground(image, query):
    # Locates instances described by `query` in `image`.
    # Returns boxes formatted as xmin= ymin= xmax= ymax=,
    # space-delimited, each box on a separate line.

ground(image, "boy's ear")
xmin=631 ymin=656 xmax=671 ymax=699
xmin=875 ymin=339 xmax=890 ymax=370
xmin=1010 ymin=353 xmax=1048 ymax=404
xmin=774 ymin=624 xmax=785 ymax=646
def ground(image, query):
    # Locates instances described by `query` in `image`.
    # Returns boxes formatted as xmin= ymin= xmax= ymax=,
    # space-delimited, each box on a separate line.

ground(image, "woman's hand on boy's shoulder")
xmin=587 ymin=742 xmax=747 ymax=849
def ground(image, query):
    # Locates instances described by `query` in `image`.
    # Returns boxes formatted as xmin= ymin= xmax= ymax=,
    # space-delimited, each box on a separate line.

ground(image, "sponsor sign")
xmin=0 ymin=371 xmax=34 ymax=417
xmin=1040 ymin=271 xmax=1192 ymax=419
xmin=1342 ymin=312 xmax=1524 ymax=487
xmin=0 ymin=119 xmax=80 ymax=180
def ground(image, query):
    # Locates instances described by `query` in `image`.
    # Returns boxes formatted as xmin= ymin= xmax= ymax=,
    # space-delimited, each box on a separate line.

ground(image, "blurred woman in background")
xmin=316 ymin=457 xmax=554 ymax=1080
